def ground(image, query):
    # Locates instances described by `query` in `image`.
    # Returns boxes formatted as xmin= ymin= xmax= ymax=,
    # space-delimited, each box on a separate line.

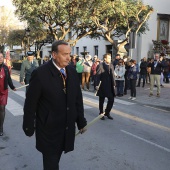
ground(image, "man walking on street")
xmin=23 ymin=40 xmax=87 ymax=170
xmin=96 ymin=53 xmax=115 ymax=120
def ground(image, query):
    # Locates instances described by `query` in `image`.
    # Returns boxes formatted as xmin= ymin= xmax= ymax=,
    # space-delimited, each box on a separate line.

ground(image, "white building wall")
xmin=75 ymin=37 xmax=112 ymax=59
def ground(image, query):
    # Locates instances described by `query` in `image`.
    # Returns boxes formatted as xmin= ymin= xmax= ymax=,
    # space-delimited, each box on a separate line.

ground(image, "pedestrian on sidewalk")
xmin=127 ymin=59 xmax=138 ymax=100
xmin=96 ymin=53 xmax=115 ymax=120
xmin=23 ymin=40 xmax=87 ymax=170
xmin=81 ymin=55 xmax=93 ymax=91
xmin=91 ymin=58 xmax=100 ymax=92
xmin=148 ymin=53 xmax=164 ymax=97
xmin=136 ymin=57 xmax=148 ymax=87
xmin=114 ymin=59 xmax=125 ymax=97
xmin=0 ymin=53 xmax=16 ymax=136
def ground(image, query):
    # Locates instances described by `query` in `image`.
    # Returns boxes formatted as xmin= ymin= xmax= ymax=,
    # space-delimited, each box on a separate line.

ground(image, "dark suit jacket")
xmin=96 ymin=62 xmax=115 ymax=97
xmin=147 ymin=60 xmax=164 ymax=75
xmin=23 ymin=60 xmax=87 ymax=154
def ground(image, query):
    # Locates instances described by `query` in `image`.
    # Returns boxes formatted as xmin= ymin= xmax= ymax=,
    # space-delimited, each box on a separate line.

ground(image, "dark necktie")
xmin=60 ymin=68 xmax=66 ymax=77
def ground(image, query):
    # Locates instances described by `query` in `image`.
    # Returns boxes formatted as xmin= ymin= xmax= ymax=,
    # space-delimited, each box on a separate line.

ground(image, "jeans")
xmin=116 ymin=80 xmax=124 ymax=95
xmin=130 ymin=79 xmax=136 ymax=97
xmin=137 ymin=74 xmax=146 ymax=87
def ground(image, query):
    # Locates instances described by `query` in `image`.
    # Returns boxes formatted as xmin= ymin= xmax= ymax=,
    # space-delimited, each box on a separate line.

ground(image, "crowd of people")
xmin=69 ymin=52 xmax=170 ymax=100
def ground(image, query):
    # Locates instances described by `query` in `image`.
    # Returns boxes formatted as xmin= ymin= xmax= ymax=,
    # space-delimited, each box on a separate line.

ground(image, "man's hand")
xmin=20 ymin=82 xmax=25 ymax=85
xmin=95 ymin=86 xmax=99 ymax=90
xmin=79 ymin=128 xmax=87 ymax=134
xmin=13 ymin=88 xmax=17 ymax=91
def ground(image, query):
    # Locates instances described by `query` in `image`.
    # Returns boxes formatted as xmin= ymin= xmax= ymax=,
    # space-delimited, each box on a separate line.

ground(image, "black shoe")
xmin=106 ymin=115 xmax=113 ymax=120
xmin=100 ymin=116 xmax=105 ymax=120
xmin=0 ymin=132 xmax=3 ymax=136
xmin=124 ymin=92 xmax=127 ymax=95
xmin=136 ymin=85 xmax=140 ymax=87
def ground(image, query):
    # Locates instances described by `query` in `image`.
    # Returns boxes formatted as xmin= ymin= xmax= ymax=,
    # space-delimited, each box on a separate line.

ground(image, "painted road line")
xmin=121 ymin=130 xmax=170 ymax=153
xmin=7 ymin=91 xmax=91 ymax=116
xmin=82 ymin=91 xmax=135 ymax=105
xmin=144 ymin=105 xmax=169 ymax=113
xmin=13 ymin=91 xmax=25 ymax=98
xmin=6 ymin=97 xmax=24 ymax=116
xmin=111 ymin=109 xmax=170 ymax=133
xmin=84 ymin=105 xmax=92 ymax=109
xmin=13 ymin=91 xmax=92 ymax=109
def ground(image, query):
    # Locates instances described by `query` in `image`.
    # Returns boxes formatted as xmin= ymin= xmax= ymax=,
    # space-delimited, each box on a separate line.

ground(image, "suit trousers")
xmin=42 ymin=150 xmax=63 ymax=170
xmin=99 ymin=96 xmax=114 ymax=115
xmin=150 ymin=74 xmax=160 ymax=94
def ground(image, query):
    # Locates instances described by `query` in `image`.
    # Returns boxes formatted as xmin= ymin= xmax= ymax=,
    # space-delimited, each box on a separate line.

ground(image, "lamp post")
xmin=25 ymin=28 xmax=30 ymax=51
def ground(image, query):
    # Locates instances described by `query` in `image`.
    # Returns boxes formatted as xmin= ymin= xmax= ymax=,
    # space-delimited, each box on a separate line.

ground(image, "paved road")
xmin=0 ymin=70 xmax=169 ymax=170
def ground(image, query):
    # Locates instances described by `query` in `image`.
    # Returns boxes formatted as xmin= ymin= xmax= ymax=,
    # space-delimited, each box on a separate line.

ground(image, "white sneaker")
xmin=128 ymin=96 xmax=132 ymax=99
xmin=131 ymin=97 xmax=136 ymax=100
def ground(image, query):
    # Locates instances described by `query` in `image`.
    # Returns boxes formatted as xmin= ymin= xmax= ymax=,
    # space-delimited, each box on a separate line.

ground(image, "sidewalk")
xmin=11 ymin=69 xmax=170 ymax=109
xmin=87 ymin=81 xmax=170 ymax=109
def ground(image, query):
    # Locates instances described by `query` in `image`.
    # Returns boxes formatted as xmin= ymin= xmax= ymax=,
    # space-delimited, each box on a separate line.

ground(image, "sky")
xmin=0 ymin=0 xmax=13 ymax=7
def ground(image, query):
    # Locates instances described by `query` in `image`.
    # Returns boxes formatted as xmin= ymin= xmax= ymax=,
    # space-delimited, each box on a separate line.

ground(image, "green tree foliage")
xmin=12 ymin=0 xmax=153 ymax=52
xmin=90 ymin=0 xmax=154 ymax=52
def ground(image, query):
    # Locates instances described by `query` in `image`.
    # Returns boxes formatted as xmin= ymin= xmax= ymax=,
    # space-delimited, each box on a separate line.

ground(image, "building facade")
xmin=72 ymin=0 xmax=170 ymax=62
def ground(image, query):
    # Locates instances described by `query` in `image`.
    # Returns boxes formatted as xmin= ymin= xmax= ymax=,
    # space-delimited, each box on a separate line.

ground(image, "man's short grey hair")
xmin=52 ymin=40 xmax=69 ymax=53
xmin=154 ymin=53 xmax=160 ymax=57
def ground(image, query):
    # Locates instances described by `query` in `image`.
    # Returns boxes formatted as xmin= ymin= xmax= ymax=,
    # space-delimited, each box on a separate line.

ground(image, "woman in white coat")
xmin=114 ymin=59 xmax=126 ymax=97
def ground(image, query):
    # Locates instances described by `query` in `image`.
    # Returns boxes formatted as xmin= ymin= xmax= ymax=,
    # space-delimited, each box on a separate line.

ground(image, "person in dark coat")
xmin=127 ymin=59 xmax=138 ymax=100
xmin=96 ymin=53 xmax=115 ymax=120
xmin=0 ymin=53 xmax=16 ymax=136
xmin=23 ymin=40 xmax=87 ymax=170
xmin=136 ymin=57 xmax=148 ymax=87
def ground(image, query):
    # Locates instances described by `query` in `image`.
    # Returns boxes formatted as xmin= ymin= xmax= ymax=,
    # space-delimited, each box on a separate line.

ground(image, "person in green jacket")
xmin=20 ymin=51 xmax=39 ymax=92
xmin=76 ymin=57 xmax=84 ymax=84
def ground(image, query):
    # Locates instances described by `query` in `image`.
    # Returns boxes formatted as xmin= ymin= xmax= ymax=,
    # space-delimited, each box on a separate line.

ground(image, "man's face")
xmin=27 ymin=56 xmax=34 ymax=61
xmin=105 ymin=55 xmax=111 ymax=64
xmin=116 ymin=55 xmax=120 ymax=59
xmin=52 ymin=44 xmax=71 ymax=68
xmin=155 ymin=55 xmax=159 ymax=61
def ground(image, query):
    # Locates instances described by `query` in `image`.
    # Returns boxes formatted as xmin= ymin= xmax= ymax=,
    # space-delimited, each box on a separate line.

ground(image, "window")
xmin=94 ymin=46 xmax=98 ymax=56
xmin=76 ymin=47 xmax=79 ymax=55
xmin=83 ymin=46 xmax=87 ymax=52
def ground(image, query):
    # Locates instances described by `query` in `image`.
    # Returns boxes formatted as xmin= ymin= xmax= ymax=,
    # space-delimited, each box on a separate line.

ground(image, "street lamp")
xmin=25 ymin=27 xmax=30 ymax=51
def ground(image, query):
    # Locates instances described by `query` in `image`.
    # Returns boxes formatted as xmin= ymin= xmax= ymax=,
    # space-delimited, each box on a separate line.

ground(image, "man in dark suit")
xmin=23 ymin=40 xmax=87 ymax=170
xmin=96 ymin=53 xmax=115 ymax=120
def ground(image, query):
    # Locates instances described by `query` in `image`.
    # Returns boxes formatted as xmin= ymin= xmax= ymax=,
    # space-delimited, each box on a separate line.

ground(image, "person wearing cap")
xmin=20 ymin=51 xmax=39 ymax=92
xmin=23 ymin=40 xmax=87 ymax=170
